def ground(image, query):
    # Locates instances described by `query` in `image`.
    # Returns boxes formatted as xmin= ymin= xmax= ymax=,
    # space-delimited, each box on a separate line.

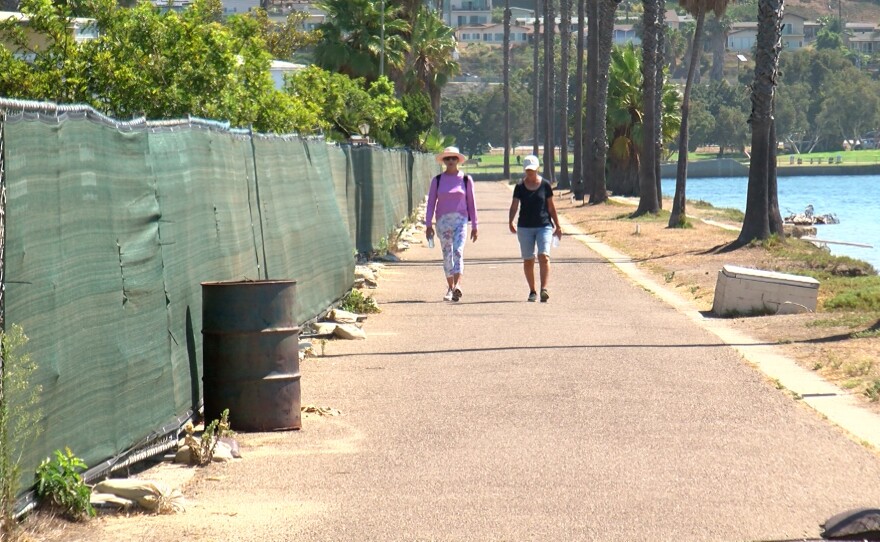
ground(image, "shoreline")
xmin=660 ymin=158 xmax=880 ymax=178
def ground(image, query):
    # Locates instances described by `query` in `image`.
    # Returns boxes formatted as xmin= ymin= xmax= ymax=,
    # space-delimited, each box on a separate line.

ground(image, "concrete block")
xmin=712 ymin=265 xmax=819 ymax=316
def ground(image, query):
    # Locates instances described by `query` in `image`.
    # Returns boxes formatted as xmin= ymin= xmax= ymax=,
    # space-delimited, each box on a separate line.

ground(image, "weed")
xmin=663 ymin=271 xmax=675 ymax=283
xmin=772 ymin=378 xmax=784 ymax=390
xmin=668 ymin=214 xmax=693 ymax=228
xmin=689 ymin=286 xmax=700 ymax=295
xmin=851 ymin=328 xmax=880 ymax=339
xmin=318 ymin=338 xmax=328 ymax=356
xmin=865 ymin=380 xmax=880 ymax=402
xmin=812 ymin=361 xmax=823 ymax=371
xmin=843 ymin=359 xmax=874 ymax=377
xmin=749 ymin=233 xmax=783 ymax=249
xmin=721 ymin=307 xmax=776 ymax=318
xmin=183 ymin=409 xmax=232 ymax=466
xmin=841 ymin=379 xmax=861 ymax=390
xmin=807 ymin=314 xmax=874 ymax=328
xmin=376 ymin=237 xmax=388 ymax=256
xmin=340 ymin=289 xmax=380 ymax=314
xmin=1 ymin=325 xmax=43 ymax=539
xmin=34 ymin=448 xmax=94 ymax=521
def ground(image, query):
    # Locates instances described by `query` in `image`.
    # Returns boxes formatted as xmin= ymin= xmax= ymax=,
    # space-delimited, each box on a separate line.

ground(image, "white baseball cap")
xmin=523 ymin=155 xmax=540 ymax=171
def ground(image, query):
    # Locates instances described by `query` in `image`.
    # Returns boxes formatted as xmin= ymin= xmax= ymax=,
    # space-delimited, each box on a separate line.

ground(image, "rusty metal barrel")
xmin=201 ymin=279 xmax=301 ymax=431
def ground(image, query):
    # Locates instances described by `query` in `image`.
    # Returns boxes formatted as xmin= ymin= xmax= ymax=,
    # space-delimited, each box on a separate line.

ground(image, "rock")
xmin=329 ymin=308 xmax=358 ymax=323
xmin=355 ymin=265 xmax=376 ymax=282
xmin=311 ymin=322 xmax=337 ymax=335
xmin=821 ymin=507 xmax=880 ymax=539
xmin=334 ymin=323 xmax=366 ymax=340
xmin=174 ymin=446 xmax=192 ymax=464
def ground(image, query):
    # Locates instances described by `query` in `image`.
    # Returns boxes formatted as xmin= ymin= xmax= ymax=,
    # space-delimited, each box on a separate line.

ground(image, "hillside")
xmin=506 ymin=0 xmax=880 ymax=23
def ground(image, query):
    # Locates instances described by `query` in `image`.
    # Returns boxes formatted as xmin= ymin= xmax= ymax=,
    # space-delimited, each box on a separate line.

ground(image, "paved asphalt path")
xmin=220 ymin=181 xmax=880 ymax=541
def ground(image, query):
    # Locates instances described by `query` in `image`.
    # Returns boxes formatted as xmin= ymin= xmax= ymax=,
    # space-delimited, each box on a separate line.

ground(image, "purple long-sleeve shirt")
xmin=425 ymin=172 xmax=478 ymax=229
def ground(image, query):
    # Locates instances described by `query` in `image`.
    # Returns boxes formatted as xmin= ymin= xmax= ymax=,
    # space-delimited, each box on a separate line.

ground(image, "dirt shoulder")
xmin=555 ymin=193 xmax=880 ymax=414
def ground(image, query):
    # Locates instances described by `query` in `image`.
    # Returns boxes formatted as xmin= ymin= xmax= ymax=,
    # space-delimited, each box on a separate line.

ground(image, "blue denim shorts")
xmin=517 ymin=226 xmax=553 ymax=259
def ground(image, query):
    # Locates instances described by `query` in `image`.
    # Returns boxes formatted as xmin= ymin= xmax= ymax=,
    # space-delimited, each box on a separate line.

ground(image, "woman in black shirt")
xmin=507 ymin=155 xmax=562 ymax=302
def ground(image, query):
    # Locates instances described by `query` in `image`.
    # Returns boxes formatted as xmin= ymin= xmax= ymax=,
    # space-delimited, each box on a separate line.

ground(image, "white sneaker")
xmin=443 ymin=288 xmax=454 ymax=301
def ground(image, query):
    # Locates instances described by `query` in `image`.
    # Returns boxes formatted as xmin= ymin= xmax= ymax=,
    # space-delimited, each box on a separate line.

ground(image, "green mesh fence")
xmin=0 ymin=99 xmax=433 ymax=503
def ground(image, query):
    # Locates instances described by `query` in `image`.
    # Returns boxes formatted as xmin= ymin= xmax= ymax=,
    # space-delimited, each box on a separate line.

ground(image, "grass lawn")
xmin=461 ymin=149 xmax=880 ymax=175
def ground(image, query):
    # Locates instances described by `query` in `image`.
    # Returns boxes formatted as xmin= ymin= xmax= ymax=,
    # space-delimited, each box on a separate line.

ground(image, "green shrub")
xmin=34 ymin=448 xmax=95 ymax=521
xmin=340 ymin=289 xmax=380 ymax=314
xmin=824 ymin=285 xmax=880 ymax=311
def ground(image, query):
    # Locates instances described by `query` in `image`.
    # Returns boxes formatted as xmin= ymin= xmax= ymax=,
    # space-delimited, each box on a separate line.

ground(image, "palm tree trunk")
xmin=572 ymin=0 xmax=586 ymax=199
xmin=768 ymin=108 xmax=784 ymax=235
xmin=558 ymin=0 xmax=572 ymax=188
xmin=588 ymin=0 xmax=615 ymax=204
xmin=543 ymin=0 xmax=553 ymax=182
xmin=547 ymin=0 xmax=556 ymax=184
xmin=737 ymin=0 xmax=783 ymax=245
xmin=581 ymin=0 xmax=598 ymax=201
xmin=654 ymin=0 xmax=665 ymax=208
xmin=533 ymin=0 xmax=541 ymax=157
xmin=669 ymin=9 xmax=705 ymax=228
xmin=635 ymin=0 xmax=660 ymax=215
xmin=504 ymin=1 xmax=511 ymax=179
xmin=710 ymin=15 xmax=726 ymax=81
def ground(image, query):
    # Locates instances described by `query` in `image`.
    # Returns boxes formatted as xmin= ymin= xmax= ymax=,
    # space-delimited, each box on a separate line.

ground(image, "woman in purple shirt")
xmin=425 ymin=146 xmax=479 ymax=302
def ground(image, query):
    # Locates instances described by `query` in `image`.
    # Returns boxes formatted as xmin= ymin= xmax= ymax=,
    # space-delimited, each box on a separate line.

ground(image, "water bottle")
xmin=427 ymin=235 xmax=435 ymax=249
xmin=551 ymin=235 xmax=559 ymax=248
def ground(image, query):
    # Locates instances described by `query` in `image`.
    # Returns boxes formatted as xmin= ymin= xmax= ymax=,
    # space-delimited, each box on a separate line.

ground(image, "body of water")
xmin=660 ymin=175 xmax=880 ymax=271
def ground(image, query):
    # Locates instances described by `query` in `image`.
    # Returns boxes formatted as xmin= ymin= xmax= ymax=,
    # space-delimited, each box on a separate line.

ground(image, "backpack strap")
xmin=434 ymin=174 xmax=442 ymax=193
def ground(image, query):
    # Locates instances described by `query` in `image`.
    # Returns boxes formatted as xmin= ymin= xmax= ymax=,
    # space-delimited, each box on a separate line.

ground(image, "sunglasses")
xmin=443 ymin=156 xmax=459 ymax=161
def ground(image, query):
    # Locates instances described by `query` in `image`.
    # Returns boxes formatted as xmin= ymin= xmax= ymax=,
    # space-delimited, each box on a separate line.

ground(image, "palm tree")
xmin=607 ymin=45 xmax=681 ymax=196
xmin=408 ymin=7 xmax=459 ymax=124
xmin=668 ymin=0 xmax=730 ymax=228
xmin=314 ymin=0 xmax=410 ymax=80
xmin=607 ymin=45 xmax=644 ymax=196
xmin=558 ymin=0 xmax=572 ymax=188
xmin=572 ymin=0 xmax=586 ymax=199
xmin=503 ymin=1 xmax=511 ymax=179
xmin=736 ymin=0 xmax=785 ymax=245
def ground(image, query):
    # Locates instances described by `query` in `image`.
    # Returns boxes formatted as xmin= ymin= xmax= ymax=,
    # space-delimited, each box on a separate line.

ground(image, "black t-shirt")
xmin=513 ymin=178 xmax=554 ymax=228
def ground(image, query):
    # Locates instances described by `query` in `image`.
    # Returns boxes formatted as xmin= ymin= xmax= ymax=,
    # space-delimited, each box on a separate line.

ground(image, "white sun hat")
xmin=436 ymin=146 xmax=467 ymax=164
xmin=523 ymin=155 xmax=540 ymax=171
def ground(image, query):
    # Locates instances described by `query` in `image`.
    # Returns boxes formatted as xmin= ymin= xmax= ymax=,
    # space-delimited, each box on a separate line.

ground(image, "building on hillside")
xmin=664 ymin=9 xmax=695 ymax=30
xmin=443 ymin=0 xmax=493 ymax=28
xmin=270 ymin=59 xmax=306 ymax=89
xmin=847 ymin=22 xmax=880 ymax=54
xmin=613 ymin=24 xmax=639 ymax=45
xmin=222 ymin=0 xmax=259 ymax=15
xmin=151 ymin=0 xmax=193 ymax=13
xmin=0 ymin=11 xmax=97 ymax=61
xmin=727 ymin=13 xmax=809 ymax=52
xmin=263 ymin=0 xmax=326 ymax=28
xmin=455 ymin=22 xmax=534 ymax=45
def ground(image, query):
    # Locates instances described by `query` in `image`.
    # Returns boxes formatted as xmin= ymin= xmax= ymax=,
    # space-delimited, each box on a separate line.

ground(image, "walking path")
xmin=87 ymin=180 xmax=880 ymax=541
